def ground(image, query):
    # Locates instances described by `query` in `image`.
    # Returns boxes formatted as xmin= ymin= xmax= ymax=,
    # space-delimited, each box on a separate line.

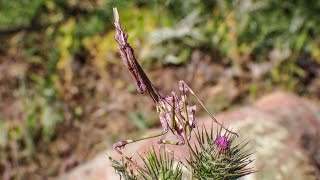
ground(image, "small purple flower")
xmin=215 ymin=136 xmax=229 ymax=151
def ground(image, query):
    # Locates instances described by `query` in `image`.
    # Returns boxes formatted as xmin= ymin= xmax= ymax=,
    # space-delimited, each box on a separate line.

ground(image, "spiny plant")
xmin=109 ymin=147 xmax=182 ymax=180
xmin=109 ymin=7 xmax=255 ymax=179
xmin=187 ymin=125 xmax=255 ymax=179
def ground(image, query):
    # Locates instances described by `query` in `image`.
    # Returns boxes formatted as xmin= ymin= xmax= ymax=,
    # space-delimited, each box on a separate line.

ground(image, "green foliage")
xmin=0 ymin=0 xmax=43 ymax=29
xmin=3 ymin=0 xmax=318 ymax=89
xmin=18 ymin=76 xmax=62 ymax=159
xmin=140 ymin=0 xmax=320 ymax=88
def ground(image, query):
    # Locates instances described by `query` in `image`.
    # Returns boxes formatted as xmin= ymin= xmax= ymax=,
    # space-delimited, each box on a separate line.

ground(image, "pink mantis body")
xmin=112 ymin=8 xmax=238 ymax=154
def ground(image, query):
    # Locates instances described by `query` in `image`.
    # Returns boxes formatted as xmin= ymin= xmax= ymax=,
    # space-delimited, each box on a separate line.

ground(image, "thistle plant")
xmin=109 ymin=8 xmax=255 ymax=179
xmin=187 ymin=125 xmax=255 ymax=179
xmin=109 ymin=147 xmax=182 ymax=180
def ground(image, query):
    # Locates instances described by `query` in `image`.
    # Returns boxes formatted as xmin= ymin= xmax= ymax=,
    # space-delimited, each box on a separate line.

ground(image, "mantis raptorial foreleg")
xmin=114 ymin=96 xmax=186 ymax=154
xmin=113 ymin=130 xmax=169 ymax=154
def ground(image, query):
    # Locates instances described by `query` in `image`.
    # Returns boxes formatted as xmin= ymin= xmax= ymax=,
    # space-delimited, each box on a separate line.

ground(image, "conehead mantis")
xmin=112 ymin=7 xmax=238 ymax=155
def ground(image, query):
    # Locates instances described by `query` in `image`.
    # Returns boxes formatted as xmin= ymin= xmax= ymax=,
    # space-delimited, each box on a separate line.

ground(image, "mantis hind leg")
xmin=179 ymin=80 xmax=239 ymax=137
xmin=158 ymin=139 xmax=185 ymax=146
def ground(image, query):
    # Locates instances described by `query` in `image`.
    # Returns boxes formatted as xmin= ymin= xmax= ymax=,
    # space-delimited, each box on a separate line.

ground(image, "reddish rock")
xmin=58 ymin=92 xmax=320 ymax=180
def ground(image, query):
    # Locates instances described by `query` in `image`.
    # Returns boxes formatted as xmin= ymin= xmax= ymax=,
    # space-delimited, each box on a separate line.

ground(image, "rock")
xmin=58 ymin=92 xmax=320 ymax=180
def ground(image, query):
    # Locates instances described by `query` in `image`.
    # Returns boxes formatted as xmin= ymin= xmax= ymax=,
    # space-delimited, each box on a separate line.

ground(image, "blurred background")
xmin=0 ymin=0 xmax=319 ymax=179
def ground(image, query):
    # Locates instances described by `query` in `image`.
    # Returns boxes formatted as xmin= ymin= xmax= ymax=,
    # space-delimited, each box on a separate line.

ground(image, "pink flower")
xmin=215 ymin=136 xmax=229 ymax=151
